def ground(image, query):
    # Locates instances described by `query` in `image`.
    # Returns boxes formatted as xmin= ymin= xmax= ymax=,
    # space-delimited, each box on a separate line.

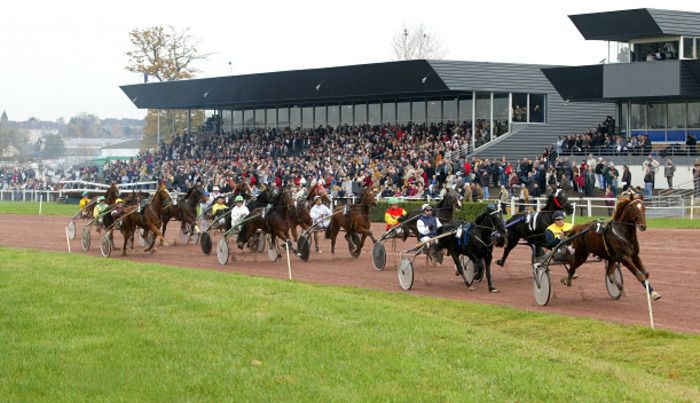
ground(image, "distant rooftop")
xmin=570 ymin=8 xmax=700 ymax=41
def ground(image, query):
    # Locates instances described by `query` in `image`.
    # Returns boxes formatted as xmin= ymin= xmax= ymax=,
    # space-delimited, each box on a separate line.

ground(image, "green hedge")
xmin=369 ymin=201 xmax=489 ymax=223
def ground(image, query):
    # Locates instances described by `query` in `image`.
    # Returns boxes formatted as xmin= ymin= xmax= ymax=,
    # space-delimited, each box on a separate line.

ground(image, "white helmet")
xmin=421 ymin=203 xmax=432 ymax=211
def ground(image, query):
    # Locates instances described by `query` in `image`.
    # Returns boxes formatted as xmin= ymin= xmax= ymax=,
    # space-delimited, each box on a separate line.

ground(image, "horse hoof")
xmin=455 ymin=271 xmax=460 ymax=276
xmin=468 ymin=286 xmax=475 ymax=291
xmin=573 ymin=273 xmax=579 ymax=279
xmin=560 ymin=277 xmax=572 ymax=287
xmin=495 ymin=260 xmax=504 ymax=267
xmin=651 ymin=291 xmax=662 ymax=301
xmin=489 ymin=288 xmax=500 ymax=293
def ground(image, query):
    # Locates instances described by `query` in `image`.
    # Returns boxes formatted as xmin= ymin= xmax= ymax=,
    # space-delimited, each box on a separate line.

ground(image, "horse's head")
xmin=547 ymin=188 xmax=574 ymax=215
xmin=476 ymin=205 xmax=506 ymax=247
xmin=361 ymin=188 xmax=377 ymax=207
xmin=615 ymin=198 xmax=647 ymax=231
xmin=155 ymin=185 xmax=173 ymax=209
xmin=106 ymin=183 xmax=120 ymax=203
xmin=445 ymin=189 xmax=462 ymax=209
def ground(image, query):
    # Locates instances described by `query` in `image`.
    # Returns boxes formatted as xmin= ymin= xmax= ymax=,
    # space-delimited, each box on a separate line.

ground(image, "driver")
xmin=542 ymin=210 xmax=574 ymax=262
xmin=384 ymin=197 xmax=407 ymax=232
xmin=79 ymin=192 xmax=91 ymax=218
xmin=230 ymin=195 xmax=250 ymax=228
xmin=417 ymin=203 xmax=443 ymax=260
xmin=309 ymin=195 xmax=333 ymax=253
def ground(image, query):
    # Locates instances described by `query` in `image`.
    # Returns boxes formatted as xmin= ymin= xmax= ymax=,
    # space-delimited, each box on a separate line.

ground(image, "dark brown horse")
xmin=326 ymin=187 xmax=377 ymax=257
xmin=161 ymin=185 xmax=207 ymax=240
xmin=119 ymin=184 xmax=172 ymax=255
xmin=305 ymin=183 xmax=331 ymax=208
xmin=288 ymin=197 xmax=313 ymax=241
xmin=237 ymin=189 xmax=296 ymax=255
xmin=564 ymin=195 xmax=661 ymax=300
xmin=233 ymin=180 xmax=253 ymax=200
xmin=400 ymin=189 xmax=462 ymax=242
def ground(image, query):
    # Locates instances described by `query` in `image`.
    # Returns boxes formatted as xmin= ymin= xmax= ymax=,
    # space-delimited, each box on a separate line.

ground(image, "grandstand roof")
xmin=569 ymin=8 xmax=700 ymax=41
xmin=121 ymin=60 xmax=454 ymax=110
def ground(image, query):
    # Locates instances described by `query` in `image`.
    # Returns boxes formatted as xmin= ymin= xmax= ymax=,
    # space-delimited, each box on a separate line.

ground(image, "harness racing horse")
xmin=563 ymin=195 xmax=661 ymax=300
xmin=496 ymin=188 xmax=574 ymax=266
xmin=326 ymin=187 xmax=377 ymax=257
xmin=400 ymin=189 xmax=462 ymax=242
xmin=288 ymin=196 xmax=313 ymax=242
xmin=437 ymin=207 xmax=507 ymax=292
xmin=236 ymin=189 xmax=297 ymax=256
xmin=233 ymin=180 xmax=253 ymax=200
xmin=120 ymin=184 xmax=173 ymax=255
xmin=305 ymin=184 xmax=331 ymax=208
xmin=161 ymin=185 xmax=206 ymax=241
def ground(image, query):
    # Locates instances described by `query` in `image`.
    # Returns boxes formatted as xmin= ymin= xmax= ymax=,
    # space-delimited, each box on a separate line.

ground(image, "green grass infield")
xmin=1 ymin=247 xmax=699 ymax=401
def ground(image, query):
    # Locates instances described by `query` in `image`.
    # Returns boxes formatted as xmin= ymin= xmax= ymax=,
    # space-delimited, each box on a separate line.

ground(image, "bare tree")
xmin=125 ymin=25 xmax=212 ymax=82
xmin=392 ymin=23 xmax=447 ymax=60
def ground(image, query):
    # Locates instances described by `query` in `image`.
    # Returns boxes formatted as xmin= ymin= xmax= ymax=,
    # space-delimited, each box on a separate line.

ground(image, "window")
xmin=529 ymin=94 xmax=545 ymax=123
xmin=688 ymin=102 xmax=700 ymax=128
xmin=382 ymin=102 xmax=396 ymax=124
xmin=278 ymin=107 xmax=289 ymax=128
xmin=411 ymin=101 xmax=426 ymax=124
xmin=266 ymin=108 xmax=276 ymax=128
xmin=443 ymin=98 xmax=458 ymax=122
xmin=493 ymin=93 xmax=509 ymax=138
xmin=647 ymin=102 xmax=666 ymax=129
xmin=233 ymin=110 xmax=243 ymax=128
xmin=302 ymin=107 xmax=314 ymax=129
xmin=630 ymin=103 xmax=646 ymax=129
xmin=618 ymin=102 xmax=628 ymax=135
xmin=511 ymin=93 xmax=527 ymax=122
xmin=368 ymin=103 xmax=381 ymax=125
xmin=683 ymin=37 xmax=694 ymax=59
xmin=327 ymin=105 xmax=340 ymax=127
xmin=458 ymin=96 xmax=473 ymax=125
xmin=222 ymin=110 xmax=232 ymax=131
xmin=340 ymin=104 xmax=353 ymax=126
xmin=475 ymin=93 xmax=491 ymax=145
xmin=427 ymin=99 xmax=441 ymax=124
xmin=290 ymin=107 xmax=301 ymax=129
xmin=255 ymin=109 xmax=265 ymax=127
xmin=668 ymin=103 xmax=686 ymax=129
xmin=354 ymin=103 xmax=367 ymax=125
xmin=243 ymin=110 xmax=254 ymax=128
xmin=314 ymin=106 xmax=326 ymax=127
xmin=397 ymin=102 xmax=411 ymax=124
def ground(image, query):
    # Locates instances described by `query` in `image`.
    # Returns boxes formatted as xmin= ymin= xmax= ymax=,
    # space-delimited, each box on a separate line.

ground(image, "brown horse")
xmin=233 ymin=180 xmax=253 ymax=200
xmin=161 ymin=185 xmax=207 ymax=240
xmin=563 ymin=195 xmax=661 ymax=300
xmin=305 ymin=183 xmax=331 ymax=208
xmin=119 ymin=184 xmax=172 ymax=255
xmin=288 ymin=197 xmax=313 ymax=241
xmin=326 ymin=187 xmax=377 ymax=257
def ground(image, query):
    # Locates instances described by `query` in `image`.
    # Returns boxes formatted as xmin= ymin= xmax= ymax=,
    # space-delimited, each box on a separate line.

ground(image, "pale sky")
xmin=1 ymin=0 xmax=698 ymax=122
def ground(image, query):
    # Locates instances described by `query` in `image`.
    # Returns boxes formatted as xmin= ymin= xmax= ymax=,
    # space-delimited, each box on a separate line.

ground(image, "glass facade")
xmin=340 ymin=104 xmax=353 ymax=125
xmin=354 ymin=103 xmax=367 ymax=125
xmin=427 ymin=99 xmax=441 ymax=124
xmin=412 ymin=101 xmax=426 ymax=124
xmin=368 ymin=103 xmax=381 ymax=125
xmin=243 ymin=110 xmax=254 ymax=128
xmin=512 ymin=93 xmax=528 ymax=122
xmin=278 ymin=107 xmax=289 ymax=128
xmin=397 ymin=101 xmax=411 ymax=124
xmin=266 ymin=108 xmax=276 ymax=128
xmin=458 ymin=95 xmax=473 ymax=125
xmin=314 ymin=106 xmax=326 ymax=127
xmin=327 ymin=105 xmax=340 ymax=127
xmin=493 ymin=93 xmax=509 ymax=138
xmin=623 ymin=101 xmax=700 ymax=142
xmin=382 ymin=102 xmax=396 ymax=124
xmin=233 ymin=110 xmax=243 ymax=128
xmin=222 ymin=110 xmax=233 ymax=131
xmin=302 ymin=106 xmax=314 ymax=129
xmin=290 ymin=107 xmax=301 ymax=128
xmin=529 ymin=94 xmax=545 ymax=123
xmin=475 ymin=93 xmax=491 ymax=146
xmin=443 ymin=98 xmax=458 ymax=122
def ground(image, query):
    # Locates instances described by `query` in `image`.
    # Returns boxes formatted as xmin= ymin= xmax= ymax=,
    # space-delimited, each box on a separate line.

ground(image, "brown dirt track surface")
xmin=2 ymin=214 xmax=699 ymax=335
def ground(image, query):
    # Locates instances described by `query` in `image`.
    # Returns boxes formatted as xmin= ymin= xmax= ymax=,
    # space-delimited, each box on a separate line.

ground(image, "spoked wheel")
xmin=297 ymin=234 xmax=310 ymax=262
xmin=81 ymin=227 xmax=91 ymax=251
xmin=200 ymin=232 xmax=212 ymax=255
xmin=217 ymin=238 xmax=229 ymax=265
xmin=348 ymin=233 xmax=361 ymax=258
xmin=398 ymin=257 xmax=414 ymax=290
xmin=533 ymin=262 xmax=552 ymax=306
xmin=100 ymin=234 xmax=112 ymax=257
xmin=256 ymin=231 xmax=266 ymax=253
xmin=605 ymin=262 xmax=624 ymax=300
xmin=371 ymin=242 xmax=387 ymax=271
xmin=67 ymin=221 xmax=76 ymax=240
xmin=459 ymin=255 xmax=475 ymax=287
xmin=267 ymin=235 xmax=280 ymax=262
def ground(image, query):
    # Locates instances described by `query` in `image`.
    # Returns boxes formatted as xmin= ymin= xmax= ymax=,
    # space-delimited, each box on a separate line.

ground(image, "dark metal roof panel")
xmin=541 ymin=65 xmax=604 ymax=102
xmin=120 ymin=60 xmax=451 ymax=110
xmin=428 ymin=60 xmax=557 ymax=93
xmin=569 ymin=9 xmax=663 ymax=41
xmin=647 ymin=9 xmax=700 ymax=37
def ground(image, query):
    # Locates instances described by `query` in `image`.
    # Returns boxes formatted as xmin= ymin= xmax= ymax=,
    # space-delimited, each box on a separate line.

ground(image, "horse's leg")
xmin=496 ymin=232 xmax=518 ymax=266
xmin=121 ymin=227 xmax=129 ymax=256
xmin=290 ymin=222 xmax=299 ymax=242
xmin=621 ymin=254 xmax=661 ymax=300
xmin=561 ymin=243 xmax=588 ymax=286
xmin=329 ymin=223 xmax=340 ymax=256
xmin=484 ymin=253 xmax=499 ymax=293
xmin=147 ymin=224 xmax=168 ymax=251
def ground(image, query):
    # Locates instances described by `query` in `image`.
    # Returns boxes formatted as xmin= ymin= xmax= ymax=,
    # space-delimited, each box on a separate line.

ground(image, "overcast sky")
xmin=1 ymin=0 xmax=697 ymax=122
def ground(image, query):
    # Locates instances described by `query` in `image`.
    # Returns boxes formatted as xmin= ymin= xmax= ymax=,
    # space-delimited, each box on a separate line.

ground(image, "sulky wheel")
xmin=81 ymin=226 xmax=91 ymax=251
xmin=398 ymin=257 xmax=415 ymax=290
xmin=216 ymin=238 xmax=229 ymax=265
xmin=256 ymin=231 xmax=266 ymax=253
xmin=100 ymin=234 xmax=112 ymax=258
xmin=371 ymin=242 xmax=387 ymax=271
xmin=267 ymin=235 xmax=280 ymax=262
xmin=297 ymin=234 xmax=310 ymax=262
xmin=533 ymin=262 xmax=552 ymax=306
xmin=459 ymin=255 xmax=476 ymax=287
xmin=200 ymin=232 xmax=212 ymax=255
xmin=605 ymin=262 xmax=624 ymax=300
xmin=67 ymin=221 xmax=76 ymax=240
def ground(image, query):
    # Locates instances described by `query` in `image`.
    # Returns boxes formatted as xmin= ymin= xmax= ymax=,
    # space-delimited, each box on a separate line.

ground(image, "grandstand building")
xmin=544 ymin=8 xmax=700 ymax=155
xmin=120 ymin=59 xmax=612 ymax=160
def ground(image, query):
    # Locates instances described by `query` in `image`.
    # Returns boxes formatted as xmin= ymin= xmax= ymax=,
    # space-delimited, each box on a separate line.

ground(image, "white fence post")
xmin=536 ymin=198 xmax=541 ymax=212
xmin=571 ymin=202 xmax=576 ymax=225
xmin=510 ymin=196 xmax=516 ymax=216
xmin=587 ymin=199 xmax=592 ymax=217
xmin=691 ymin=195 xmax=695 ymax=220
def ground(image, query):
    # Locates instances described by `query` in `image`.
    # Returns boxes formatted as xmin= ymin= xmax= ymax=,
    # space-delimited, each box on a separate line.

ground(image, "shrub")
xmin=368 ymin=200 xmax=490 ymax=224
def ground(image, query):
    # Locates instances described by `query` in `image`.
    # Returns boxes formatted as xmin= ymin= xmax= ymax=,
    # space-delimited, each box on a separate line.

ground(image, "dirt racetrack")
xmin=1 ymin=214 xmax=699 ymax=335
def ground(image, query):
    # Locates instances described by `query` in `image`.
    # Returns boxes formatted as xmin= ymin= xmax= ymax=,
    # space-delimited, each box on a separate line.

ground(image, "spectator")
xmin=664 ymin=157 xmax=676 ymax=190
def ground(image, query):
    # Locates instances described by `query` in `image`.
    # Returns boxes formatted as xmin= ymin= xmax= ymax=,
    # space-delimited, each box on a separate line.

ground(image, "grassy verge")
xmin=0 ymin=201 xmax=77 ymax=216
xmin=1 ymin=247 xmax=699 ymax=402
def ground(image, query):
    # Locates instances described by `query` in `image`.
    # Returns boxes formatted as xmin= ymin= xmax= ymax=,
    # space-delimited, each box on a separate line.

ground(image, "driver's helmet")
xmin=234 ymin=195 xmax=244 ymax=202
xmin=486 ymin=204 xmax=496 ymax=212
xmin=552 ymin=210 xmax=565 ymax=220
xmin=421 ymin=203 xmax=432 ymax=212
xmin=97 ymin=196 xmax=106 ymax=202
xmin=115 ymin=198 xmax=124 ymax=204
xmin=82 ymin=192 xmax=88 ymax=197
xmin=388 ymin=197 xmax=399 ymax=205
